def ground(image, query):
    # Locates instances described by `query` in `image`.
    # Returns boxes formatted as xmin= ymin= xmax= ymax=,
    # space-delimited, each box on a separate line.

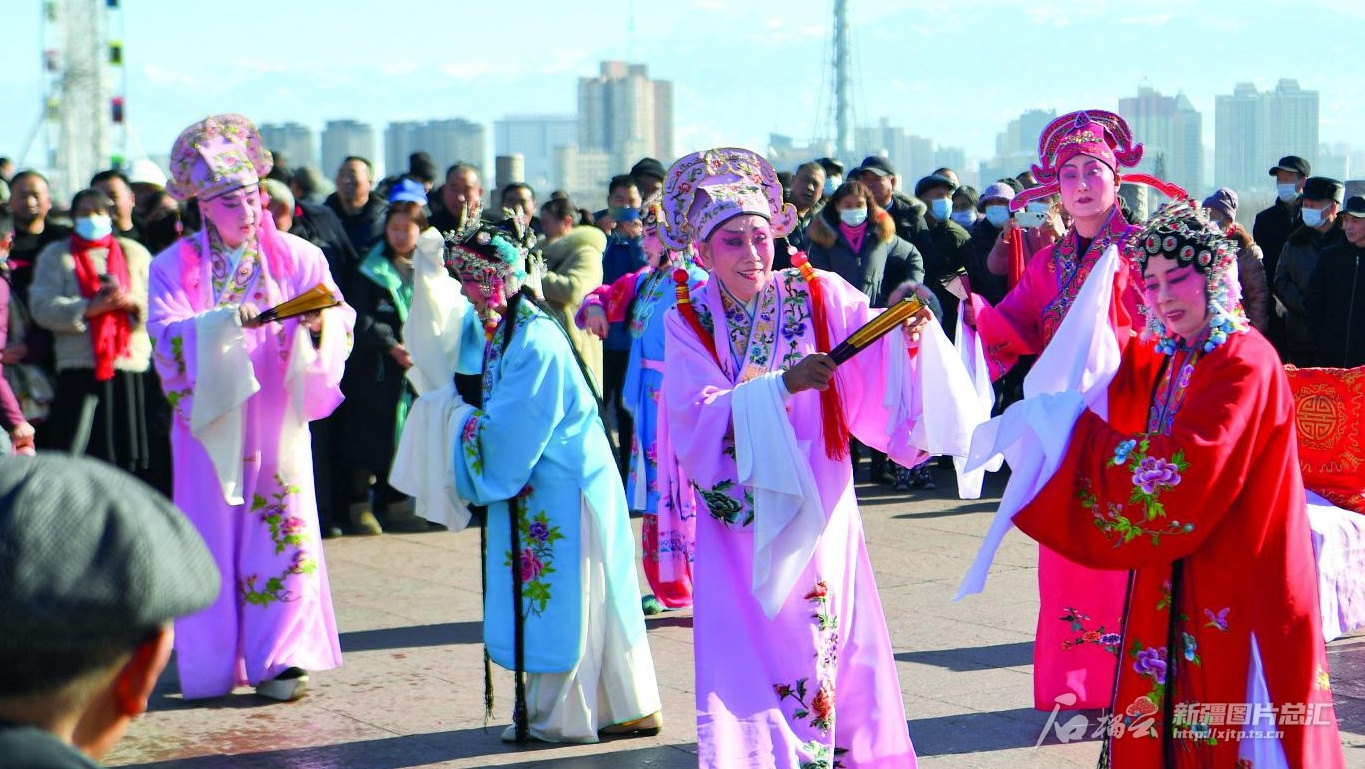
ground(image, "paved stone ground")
xmin=107 ymin=466 xmax=1365 ymax=768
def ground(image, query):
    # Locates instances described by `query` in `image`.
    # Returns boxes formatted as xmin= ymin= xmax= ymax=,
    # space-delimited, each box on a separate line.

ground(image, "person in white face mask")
xmin=27 ymin=188 xmax=157 ymax=475
xmin=1253 ymin=155 xmax=1310 ymax=346
xmin=1273 ymin=175 xmax=1345 ymax=365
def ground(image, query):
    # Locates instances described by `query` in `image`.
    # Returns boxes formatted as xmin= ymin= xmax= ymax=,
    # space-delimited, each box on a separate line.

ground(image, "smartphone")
xmin=98 ymin=273 xmax=119 ymax=291
xmin=1013 ymin=209 xmax=1049 ymax=229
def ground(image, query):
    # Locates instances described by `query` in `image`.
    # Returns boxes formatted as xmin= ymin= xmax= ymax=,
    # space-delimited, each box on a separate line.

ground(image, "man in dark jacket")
xmin=785 ymin=161 xmax=825 ymax=255
xmin=853 ymin=156 xmax=927 ymax=247
xmin=324 ymin=156 xmax=386 ymax=255
xmin=1274 ymin=176 xmax=1344 ymax=365
xmin=1255 ymin=155 xmax=1310 ymax=352
xmin=1308 ymin=196 xmax=1365 ymax=367
xmin=1255 ymin=155 xmax=1311 ymax=282
xmin=910 ymin=173 xmax=972 ymax=340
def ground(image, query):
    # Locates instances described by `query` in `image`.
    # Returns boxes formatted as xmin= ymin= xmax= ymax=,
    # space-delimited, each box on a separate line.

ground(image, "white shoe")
xmin=256 ymin=669 xmax=309 ymax=702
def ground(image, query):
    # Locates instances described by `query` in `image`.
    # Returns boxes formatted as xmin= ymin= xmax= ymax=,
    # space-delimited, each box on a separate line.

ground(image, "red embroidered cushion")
xmin=1285 ymin=365 xmax=1365 ymax=513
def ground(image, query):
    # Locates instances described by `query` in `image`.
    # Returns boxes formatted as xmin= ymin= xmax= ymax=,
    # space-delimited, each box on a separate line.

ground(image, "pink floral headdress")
xmin=167 ymin=114 xmax=272 ymax=202
xmin=660 ymin=148 xmax=795 ymax=251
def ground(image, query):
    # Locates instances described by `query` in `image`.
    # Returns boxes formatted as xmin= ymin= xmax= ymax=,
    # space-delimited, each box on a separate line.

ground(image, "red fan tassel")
xmin=791 ymin=255 xmax=850 ymax=461
xmin=674 ymin=269 xmax=720 ymax=368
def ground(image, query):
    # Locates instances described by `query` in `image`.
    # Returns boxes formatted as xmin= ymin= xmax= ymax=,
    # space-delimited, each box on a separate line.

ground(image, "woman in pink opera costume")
xmin=146 ymin=114 xmax=355 ymax=702
xmin=961 ymin=110 xmax=1172 ymax=711
xmin=660 ymin=147 xmax=980 ymax=769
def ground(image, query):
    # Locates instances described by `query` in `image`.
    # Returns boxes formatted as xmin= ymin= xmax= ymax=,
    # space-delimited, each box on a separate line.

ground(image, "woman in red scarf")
xmin=29 ymin=188 xmax=155 ymax=476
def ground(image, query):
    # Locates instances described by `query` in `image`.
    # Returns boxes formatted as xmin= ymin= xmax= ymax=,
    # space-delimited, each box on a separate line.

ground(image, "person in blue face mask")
xmin=1273 ymin=175 xmax=1345 ymax=365
xmin=910 ymin=174 xmax=971 ymax=342
xmin=1254 ymin=154 xmax=1311 ymax=353
xmin=950 ymin=186 xmax=978 ymax=229
xmin=963 ymin=182 xmax=1017 ymax=306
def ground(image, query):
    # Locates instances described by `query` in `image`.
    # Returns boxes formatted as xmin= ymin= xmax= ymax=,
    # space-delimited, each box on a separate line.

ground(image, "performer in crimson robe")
xmin=1012 ymin=202 xmax=1344 ymax=767
xmin=961 ymin=110 xmax=1152 ymax=710
xmin=147 ymin=114 xmax=355 ymax=701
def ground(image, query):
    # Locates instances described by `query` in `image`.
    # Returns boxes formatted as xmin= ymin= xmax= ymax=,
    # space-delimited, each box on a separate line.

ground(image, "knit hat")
xmin=0 ymin=456 xmax=219 ymax=657
xmin=1201 ymin=187 xmax=1238 ymax=221
xmin=978 ymin=182 xmax=1016 ymax=210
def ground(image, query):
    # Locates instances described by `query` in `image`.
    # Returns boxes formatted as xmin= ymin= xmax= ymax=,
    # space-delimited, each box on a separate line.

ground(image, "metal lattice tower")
xmin=40 ymin=0 xmax=126 ymax=199
xmin=833 ymin=0 xmax=852 ymax=161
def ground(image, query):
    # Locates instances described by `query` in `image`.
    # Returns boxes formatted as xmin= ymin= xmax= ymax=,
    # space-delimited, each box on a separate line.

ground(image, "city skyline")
xmin=3 ymin=1 xmax=1361 ymax=196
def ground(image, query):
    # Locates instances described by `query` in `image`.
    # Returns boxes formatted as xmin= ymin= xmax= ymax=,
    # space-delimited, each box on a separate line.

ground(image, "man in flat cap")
xmin=0 ymin=456 xmax=219 ymax=767
xmin=1274 ymin=175 xmax=1345 ymax=365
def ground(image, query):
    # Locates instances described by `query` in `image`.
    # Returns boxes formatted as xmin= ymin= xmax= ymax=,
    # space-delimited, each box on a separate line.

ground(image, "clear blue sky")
xmin=1 ymin=0 xmax=1359 ymax=175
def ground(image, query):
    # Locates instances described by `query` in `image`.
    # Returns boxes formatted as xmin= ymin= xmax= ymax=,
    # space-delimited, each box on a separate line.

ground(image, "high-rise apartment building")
xmin=258 ymin=122 xmax=316 ymax=170
xmin=1118 ymin=87 xmax=1204 ymax=195
xmin=494 ymin=115 xmax=578 ymax=192
xmin=385 ymin=119 xmax=485 ymax=181
xmin=578 ymin=61 xmax=674 ymax=174
xmin=1215 ymin=79 xmax=1319 ymax=193
xmin=321 ymin=119 xmax=377 ymax=177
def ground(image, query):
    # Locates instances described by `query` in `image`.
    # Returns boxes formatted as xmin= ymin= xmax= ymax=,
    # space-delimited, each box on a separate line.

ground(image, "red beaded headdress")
xmin=1012 ymin=110 xmax=1186 ymax=211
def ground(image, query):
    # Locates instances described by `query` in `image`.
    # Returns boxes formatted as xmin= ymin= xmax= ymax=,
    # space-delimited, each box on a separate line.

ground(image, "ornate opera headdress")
xmin=1127 ymin=199 xmax=1247 ymax=353
xmin=167 ymin=114 xmax=272 ymax=202
xmin=443 ymin=223 xmax=528 ymax=297
xmin=1012 ymin=109 xmax=1186 ymax=211
xmin=642 ymin=190 xmax=693 ymax=265
xmin=659 ymin=147 xmax=796 ymax=250
xmin=497 ymin=207 xmax=546 ymax=297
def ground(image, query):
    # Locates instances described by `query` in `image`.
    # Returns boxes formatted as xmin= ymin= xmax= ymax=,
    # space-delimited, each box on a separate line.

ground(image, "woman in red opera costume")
xmin=1012 ymin=201 xmax=1344 ymax=768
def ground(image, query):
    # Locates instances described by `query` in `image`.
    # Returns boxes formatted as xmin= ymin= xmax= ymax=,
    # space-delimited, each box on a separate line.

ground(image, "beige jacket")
xmin=541 ymin=225 xmax=606 ymax=390
xmin=30 ymin=237 xmax=153 ymax=373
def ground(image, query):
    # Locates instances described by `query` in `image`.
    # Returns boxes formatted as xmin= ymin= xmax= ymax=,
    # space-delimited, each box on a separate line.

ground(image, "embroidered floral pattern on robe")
xmin=240 ymin=475 xmax=316 ymax=607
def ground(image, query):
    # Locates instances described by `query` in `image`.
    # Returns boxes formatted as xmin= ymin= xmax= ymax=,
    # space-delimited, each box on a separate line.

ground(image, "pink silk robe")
xmin=663 ymin=268 xmax=917 ymax=769
xmin=147 ymin=226 xmax=354 ymax=699
xmin=970 ymin=208 xmax=1140 ymax=710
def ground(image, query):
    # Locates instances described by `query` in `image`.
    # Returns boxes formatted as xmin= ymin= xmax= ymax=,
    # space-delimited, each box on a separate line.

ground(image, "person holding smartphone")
xmin=29 ymin=187 xmax=154 ymax=471
xmin=958 ymin=110 xmax=1156 ymax=714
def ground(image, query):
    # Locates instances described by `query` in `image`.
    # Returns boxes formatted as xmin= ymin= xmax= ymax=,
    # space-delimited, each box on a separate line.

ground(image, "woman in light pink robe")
xmin=147 ymin=114 xmax=355 ymax=700
xmin=659 ymin=148 xmax=934 ymax=769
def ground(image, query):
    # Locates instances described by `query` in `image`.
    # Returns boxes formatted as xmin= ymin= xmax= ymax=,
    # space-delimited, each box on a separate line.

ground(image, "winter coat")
xmin=1253 ymin=200 xmax=1300 ymax=283
xmin=806 ymin=203 xmax=924 ymax=308
xmin=966 ymin=219 xmax=1009 ymax=306
xmin=337 ymin=245 xmax=415 ymax=470
xmin=882 ymin=193 xmax=928 ymax=248
xmin=324 ymin=192 xmax=388 ymax=256
xmin=542 ymin=225 xmax=607 ymax=388
xmin=29 ymin=237 xmax=153 ymax=373
xmin=1307 ymin=239 xmax=1365 ymax=368
xmin=290 ymin=200 xmax=360 ymax=283
xmin=1274 ymin=220 xmax=1344 ymax=364
xmin=1227 ymin=225 xmax=1270 ymax=335
xmin=911 ymin=216 xmax=972 ymax=339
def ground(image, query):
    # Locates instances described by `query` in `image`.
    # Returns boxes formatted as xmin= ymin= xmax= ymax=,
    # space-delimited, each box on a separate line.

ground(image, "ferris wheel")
xmin=37 ymin=0 xmax=128 ymax=199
